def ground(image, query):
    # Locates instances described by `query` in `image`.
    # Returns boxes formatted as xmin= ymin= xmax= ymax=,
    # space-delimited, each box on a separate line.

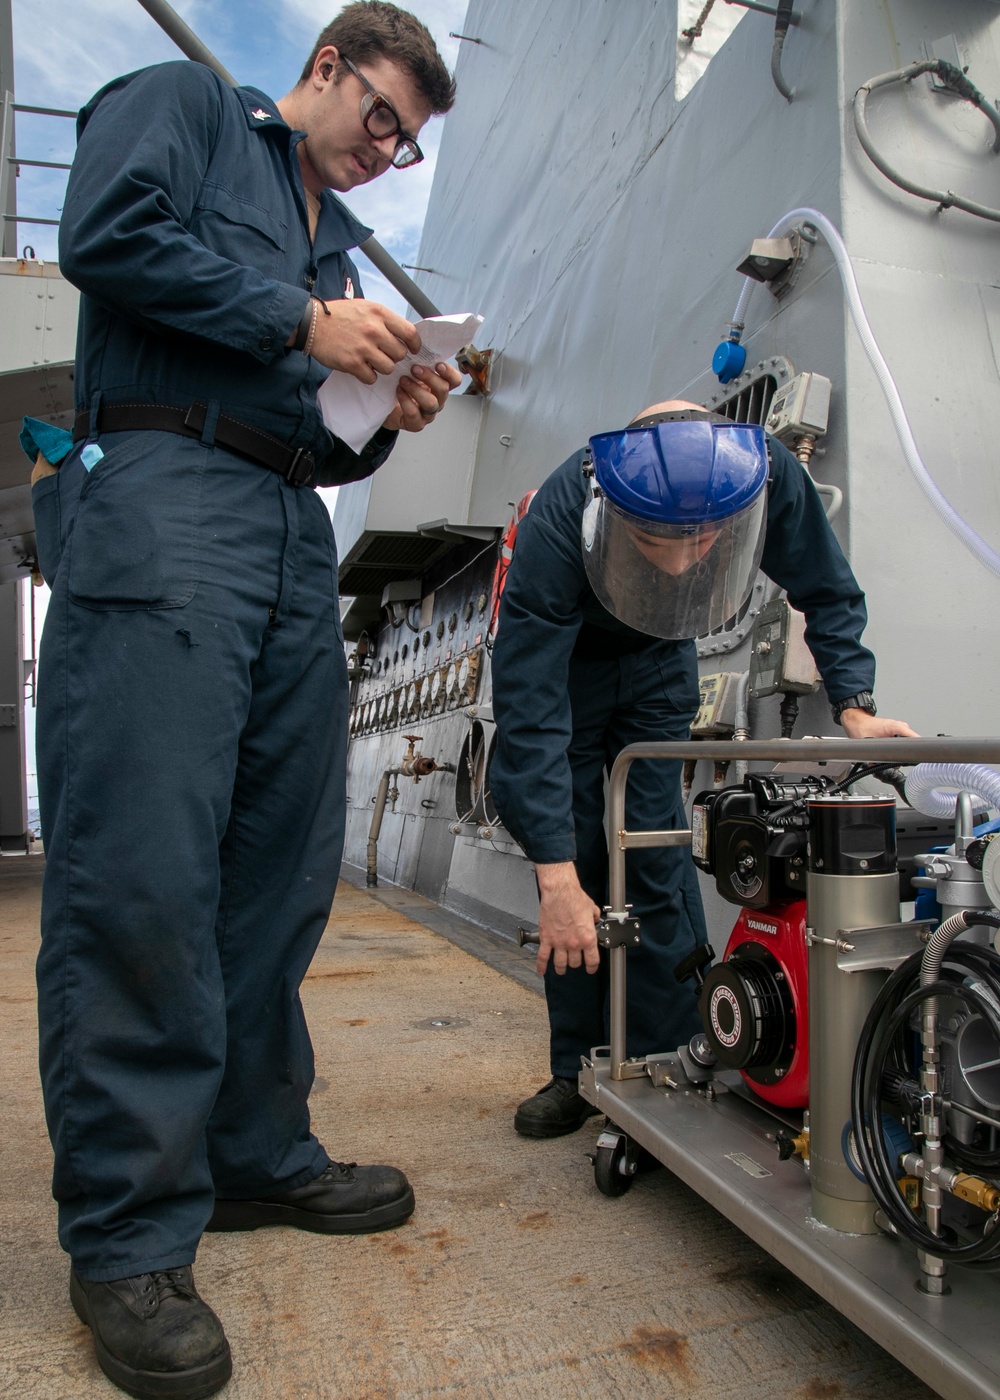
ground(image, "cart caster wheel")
xmin=592 ymin=1129 xmax=637 ymax=1197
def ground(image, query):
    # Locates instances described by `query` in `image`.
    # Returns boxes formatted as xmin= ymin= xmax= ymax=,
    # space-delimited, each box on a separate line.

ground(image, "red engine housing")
xmin=702 ymin=898 xmax=809 ymax=1108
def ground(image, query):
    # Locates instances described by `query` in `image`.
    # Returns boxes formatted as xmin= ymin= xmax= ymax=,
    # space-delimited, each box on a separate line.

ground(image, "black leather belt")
xmin=72 ymin=401 xmax=318 ymax=488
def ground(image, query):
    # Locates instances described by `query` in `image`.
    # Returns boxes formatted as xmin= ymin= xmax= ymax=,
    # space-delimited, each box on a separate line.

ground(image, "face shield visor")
xmin=582 ymin=416 xmax=769 ymax=640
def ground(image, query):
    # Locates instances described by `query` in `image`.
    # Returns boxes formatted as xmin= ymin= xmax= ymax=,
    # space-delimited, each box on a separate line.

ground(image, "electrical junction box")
xmin=765 ymin=371 xmax=831 ymax=442
xmin=693 ymin=671 xmax=742 ymax=736
xmin=749 ymin=599 xmax=820 ymax=699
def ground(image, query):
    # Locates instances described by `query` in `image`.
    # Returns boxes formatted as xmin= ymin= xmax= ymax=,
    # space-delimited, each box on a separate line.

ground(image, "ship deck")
xmin=1 ymin=854 xmax=935 ymax=1399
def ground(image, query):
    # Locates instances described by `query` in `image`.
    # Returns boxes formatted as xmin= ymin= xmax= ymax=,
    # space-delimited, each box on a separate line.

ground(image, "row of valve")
xmin=350 ymin=649 xmax=482 ymax=738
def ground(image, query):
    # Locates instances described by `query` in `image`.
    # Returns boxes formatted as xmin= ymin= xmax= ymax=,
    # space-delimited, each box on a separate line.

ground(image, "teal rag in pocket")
xmin=20 ymin=417 xmax=74 ymax=467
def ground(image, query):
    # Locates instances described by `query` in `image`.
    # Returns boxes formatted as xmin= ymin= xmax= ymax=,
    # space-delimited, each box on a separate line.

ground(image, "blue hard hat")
xmin=588 ymin=419 xmax=769 ymax=526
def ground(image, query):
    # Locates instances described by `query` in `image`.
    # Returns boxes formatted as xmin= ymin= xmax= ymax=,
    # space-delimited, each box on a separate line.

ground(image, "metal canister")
xmin=806 ymin=796 xmax=898 ymax=1233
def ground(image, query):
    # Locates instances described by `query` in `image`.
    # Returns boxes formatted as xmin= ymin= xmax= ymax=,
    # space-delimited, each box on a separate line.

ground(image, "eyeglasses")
xmin=340 ymin=56 xmax=424 ymax=169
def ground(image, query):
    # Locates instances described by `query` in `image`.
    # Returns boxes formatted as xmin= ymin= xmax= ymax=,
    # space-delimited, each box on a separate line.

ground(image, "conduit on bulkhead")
xmin=727 ymin=207 xmax=1000 ymax=582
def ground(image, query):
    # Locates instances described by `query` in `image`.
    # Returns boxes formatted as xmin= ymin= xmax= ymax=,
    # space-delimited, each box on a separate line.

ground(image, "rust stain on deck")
xmin=619 ymin=1326 xmax=692 ymax=1378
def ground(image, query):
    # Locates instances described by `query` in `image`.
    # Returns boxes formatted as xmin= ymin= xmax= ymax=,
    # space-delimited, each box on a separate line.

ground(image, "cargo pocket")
xmin=67 ymin=434 xmax=205 ymax=611
xmin=652 ymin=643 xmax=701 ymax=730
xmin=31 ymin=473 xmax=62 ymax=588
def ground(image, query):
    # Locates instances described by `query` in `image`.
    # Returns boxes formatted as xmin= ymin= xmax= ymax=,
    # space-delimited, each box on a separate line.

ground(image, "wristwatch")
xmin=832 ymin=691 xmax=877 ymax=726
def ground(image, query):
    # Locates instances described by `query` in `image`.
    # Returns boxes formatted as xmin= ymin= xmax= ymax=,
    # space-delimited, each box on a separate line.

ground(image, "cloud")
xmin=10 ymin=0 xmax=469 ymax=280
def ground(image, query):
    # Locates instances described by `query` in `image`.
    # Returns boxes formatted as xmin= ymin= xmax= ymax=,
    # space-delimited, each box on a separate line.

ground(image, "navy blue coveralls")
xmin=34 ymin=62 xmax=397 ymax=1282
xmin=490 ymin=445 xmax=877 ymax=1078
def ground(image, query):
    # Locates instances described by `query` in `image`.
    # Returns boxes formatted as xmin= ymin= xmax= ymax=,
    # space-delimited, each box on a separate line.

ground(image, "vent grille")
xmin=338 ymin=532 xmax=448 ymax=598
xmin=697 ymin=359 xmax=791 ymax=659
xmin=714 ymin=374 xmax=778 ymax=426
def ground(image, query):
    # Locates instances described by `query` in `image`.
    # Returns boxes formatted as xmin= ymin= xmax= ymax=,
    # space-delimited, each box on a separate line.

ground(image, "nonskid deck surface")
xmin=2 ymin=857 xmax=933 ymax=1399
xmin=581 ymin=1062 xmax=1000 ymax=1400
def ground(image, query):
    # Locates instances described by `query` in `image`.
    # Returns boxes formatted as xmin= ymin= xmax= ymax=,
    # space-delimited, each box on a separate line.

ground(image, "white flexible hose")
xmin=727 ymin=207 xmax=1000 ymax=580
xmin=905 ymin=763 xmax=1000 ymax=819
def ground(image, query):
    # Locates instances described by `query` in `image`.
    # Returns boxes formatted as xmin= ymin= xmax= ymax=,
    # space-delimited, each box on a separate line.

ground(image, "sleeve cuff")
xmin=248 ymin=283 xmax=312 ymax=365
xmin=523 ymin=834 xmax=578 ymax=865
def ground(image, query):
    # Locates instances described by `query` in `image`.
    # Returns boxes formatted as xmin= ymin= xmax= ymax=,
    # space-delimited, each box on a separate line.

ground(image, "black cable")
xmin=851 ymin=932 xmax=1000 ymax=1260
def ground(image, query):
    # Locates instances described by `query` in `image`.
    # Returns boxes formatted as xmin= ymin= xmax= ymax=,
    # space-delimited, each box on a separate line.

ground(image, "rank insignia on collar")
xmin=251 ymin=108 xmax=273 ymax=121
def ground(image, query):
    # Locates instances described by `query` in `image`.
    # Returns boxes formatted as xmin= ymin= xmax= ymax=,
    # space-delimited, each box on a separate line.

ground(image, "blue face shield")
xmin=582 ymin=417 xmax=769 ymax=639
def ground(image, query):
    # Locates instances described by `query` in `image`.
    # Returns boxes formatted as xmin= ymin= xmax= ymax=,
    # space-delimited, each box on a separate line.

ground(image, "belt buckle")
xmin=284 ymin=447 xmax=316 ymax=488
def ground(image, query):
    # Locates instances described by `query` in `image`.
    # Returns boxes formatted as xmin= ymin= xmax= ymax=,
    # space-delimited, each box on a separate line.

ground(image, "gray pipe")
xmin=134 ymin=0 xmax=236 ymax=82
xmin=366 ymin=769 xmax=398 ymax=887
xmin=132 ymin=0 xmax=441 ymax=319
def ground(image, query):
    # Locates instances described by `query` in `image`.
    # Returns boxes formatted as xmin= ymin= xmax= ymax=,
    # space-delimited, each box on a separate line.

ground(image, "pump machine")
xmin=541 ymin=737 xmax=1000 ymax=1400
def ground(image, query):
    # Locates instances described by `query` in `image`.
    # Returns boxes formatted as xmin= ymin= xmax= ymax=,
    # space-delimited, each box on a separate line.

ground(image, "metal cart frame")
xmin=578 ymin=737 xmax=1000 ymax=1400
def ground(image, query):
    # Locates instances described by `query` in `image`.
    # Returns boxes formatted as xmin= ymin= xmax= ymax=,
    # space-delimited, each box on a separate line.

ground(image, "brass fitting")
xmin=776 ymin=1127 xmax=809 ymax=1162
xmin=951 ymin=1173 xmax=1000 ymax=1214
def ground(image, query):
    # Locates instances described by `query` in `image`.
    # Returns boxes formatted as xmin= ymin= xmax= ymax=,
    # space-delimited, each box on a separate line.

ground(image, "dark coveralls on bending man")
xmin=35 ymin=61 xmax=397 ymax=1281
xmin=489 ymin=439 xmax=877 ymax=1078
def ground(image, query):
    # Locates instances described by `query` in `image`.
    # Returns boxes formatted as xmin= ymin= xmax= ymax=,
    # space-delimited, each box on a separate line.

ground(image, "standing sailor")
xmin=34 ymin=5 xmax=459 ymax=1396
xmin=490 ymin=401 xmax=916 ymax=1139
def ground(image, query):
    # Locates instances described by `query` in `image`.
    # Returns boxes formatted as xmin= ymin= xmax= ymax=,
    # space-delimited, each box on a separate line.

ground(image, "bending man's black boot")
xmin=514 ymin=1076 xmax=602 ymax=1138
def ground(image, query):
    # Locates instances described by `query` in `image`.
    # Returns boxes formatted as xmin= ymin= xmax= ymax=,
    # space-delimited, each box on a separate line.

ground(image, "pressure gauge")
xmin=377 ymin=694 xmax=388 ymax=725
xmin=462 ymin=649 xmax=481 ymax=703
xmin=430 ymin=668 xmax=443 ymax=708
xmin=445 ymin=662 xmax=459 ymax=702
xmin=386 ymin=689 xmax=399 ymax=725
xmin=406 ymin=682 xmax=418 ymax=717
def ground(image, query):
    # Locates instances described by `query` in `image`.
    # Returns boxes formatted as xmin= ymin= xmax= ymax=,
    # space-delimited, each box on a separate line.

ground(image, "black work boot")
xmin=514 ymin=1076 xmax=602 ymax=1138
xmin=205 ymin=1160 xmax=415 ymax=1235
xmin=70 ymin=1266 xmax=231 ymax=1400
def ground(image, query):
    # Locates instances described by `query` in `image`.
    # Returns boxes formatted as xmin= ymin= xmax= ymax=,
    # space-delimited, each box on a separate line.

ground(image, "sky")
xmin=8 ymin=0 xmax=470 ymax=312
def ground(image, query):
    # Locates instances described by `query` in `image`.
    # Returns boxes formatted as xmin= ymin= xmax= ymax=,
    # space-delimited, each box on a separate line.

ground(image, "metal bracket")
xmin=597 ymin=917 xmax=641 ymax=950
xmin=834 ymin=920 xmax=935 ymax=973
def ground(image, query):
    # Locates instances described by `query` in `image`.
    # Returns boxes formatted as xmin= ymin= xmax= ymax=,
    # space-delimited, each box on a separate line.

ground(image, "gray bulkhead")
xmin=335 ymin=0 xmax=1000 ymax=932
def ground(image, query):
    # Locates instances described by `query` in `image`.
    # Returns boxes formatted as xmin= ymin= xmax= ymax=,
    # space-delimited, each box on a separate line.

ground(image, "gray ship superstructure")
xmin=336 ymin=0 xmax=1000 ymax=932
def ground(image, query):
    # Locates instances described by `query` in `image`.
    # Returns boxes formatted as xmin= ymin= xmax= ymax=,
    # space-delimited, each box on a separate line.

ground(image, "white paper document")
xmin=317 ymin=312 xmax=484 ymax=454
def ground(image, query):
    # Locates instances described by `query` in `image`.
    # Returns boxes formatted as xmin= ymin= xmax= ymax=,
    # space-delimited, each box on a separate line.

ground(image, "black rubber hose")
xmin=852 ymin=949 xmax=1000 ymax=1260
xmin=854 ymin=977 xmax=1000 ymax=1259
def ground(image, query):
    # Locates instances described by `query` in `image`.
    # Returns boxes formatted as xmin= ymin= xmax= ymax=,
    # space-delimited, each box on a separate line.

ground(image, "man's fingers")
xmin=397 ymin=377 xmax=439 ymax=416
xmin=384 ymin=309 xmax=422 ymax=354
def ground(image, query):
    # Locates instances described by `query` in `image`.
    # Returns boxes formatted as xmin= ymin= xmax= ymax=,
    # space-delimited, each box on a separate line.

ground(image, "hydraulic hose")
xmin=851 ymin=929 xmax=1000 ymax=1261
xmin=905 ymin=763 xmax=1000 ymax=820
xmin=921 ymin=907 xmax=1000 ymax=985
xmin=726 ymin=208 xmax=1000 ymax=580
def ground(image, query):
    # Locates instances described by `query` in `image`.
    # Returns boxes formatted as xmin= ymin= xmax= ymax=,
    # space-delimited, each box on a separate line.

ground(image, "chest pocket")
xmin=190 ymin=182 xmax=287 ymax=279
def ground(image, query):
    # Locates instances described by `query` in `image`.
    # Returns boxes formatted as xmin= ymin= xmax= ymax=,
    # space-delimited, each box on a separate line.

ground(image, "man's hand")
xmin=383 ymin=360 xmax=463 ymax=434
xmin=31 ymin=452 xmax=58 ymax=485
xmin=534 ymin=862 xmax=601 ymax=977
xmin=307 ymin=299 xmax=421 ymax=382
xmin=840 ymin=709 xmax=919 ymax=739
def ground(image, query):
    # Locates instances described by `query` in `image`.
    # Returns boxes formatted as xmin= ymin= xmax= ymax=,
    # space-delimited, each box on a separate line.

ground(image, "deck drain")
xmin=414 ymin=1016 xmax=470 ymax=1030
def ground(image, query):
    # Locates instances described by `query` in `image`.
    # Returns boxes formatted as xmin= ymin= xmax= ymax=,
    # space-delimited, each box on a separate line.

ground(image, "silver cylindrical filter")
xmin=807 ymin=796 xmax=898 ymax=1234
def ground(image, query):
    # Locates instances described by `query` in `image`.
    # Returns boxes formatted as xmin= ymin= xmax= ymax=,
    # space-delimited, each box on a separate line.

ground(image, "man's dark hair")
xmin=300 ymin=2 xmax=456 ymax=114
